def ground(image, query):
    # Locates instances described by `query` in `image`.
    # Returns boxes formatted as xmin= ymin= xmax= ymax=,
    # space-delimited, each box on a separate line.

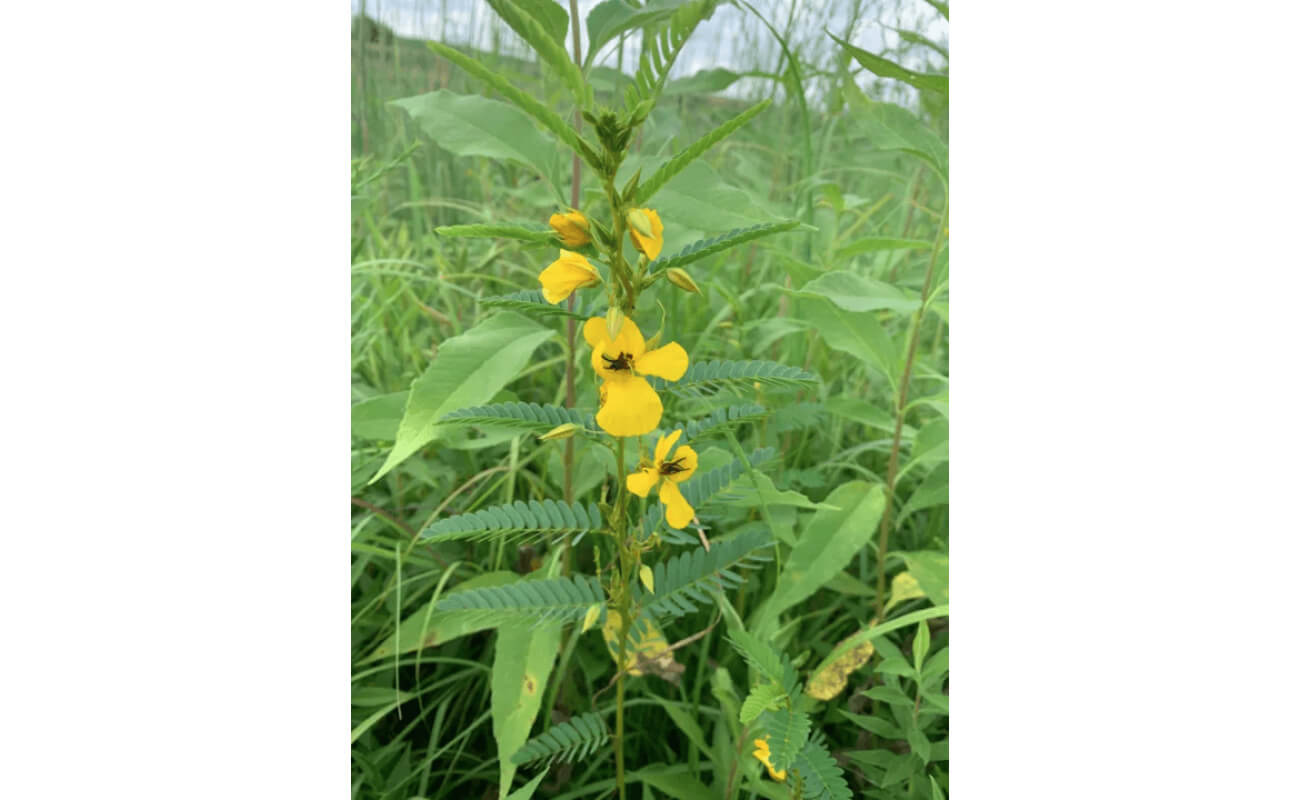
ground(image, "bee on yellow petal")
xmin=583 ymin=315 xmax=688 ymax=437
xmin=549 ymin=210 xmax=591 ymax=248
xmin=538 ymin=250 xmax=601 ymax=304
xmin=752 ymin=737 xmax=787 ymax=782
xmin=626 ymin=208 xmax=664 ymax=261
xmin=626 ymin=429 xmax=698 ymax=528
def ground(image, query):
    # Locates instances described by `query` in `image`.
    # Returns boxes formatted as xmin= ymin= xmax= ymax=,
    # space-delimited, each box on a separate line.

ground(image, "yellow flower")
xmin=549 ymin=210 xmax=591 ymax=248
xmin=752 ymin=737 xmax=787 ymax=782
xmin=538 ymin=250 xmax=601 ymax=304
xmin=626 ymin=429 xmax=698 ymax=528
xmin=583 ymin=316 xmax=688 ymax=437
xmin=626 ymin=208 xmax=664 ymax=261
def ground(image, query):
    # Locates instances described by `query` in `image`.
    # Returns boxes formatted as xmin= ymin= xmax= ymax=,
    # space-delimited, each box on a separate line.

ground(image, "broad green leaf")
xmin=631 ymin=160 xmax=773 ymax=232
xmin=372 ymin=312 xmax=554 ymax=482
xmin=753 ymin=481 xmax=886 ymax=635
xmin=825 ymin=396 xmax=913 ymax=436
xmin=633 ymin=764 xmax=715 ymax=800
xmin=828 ymin=31 xmax=948 ymax=95
xmin=853 ymin=100 xmax=949 ymax=179
xmin=798 ymin=297 xmax=898 ymax=383
xmin=898 ymin=418 xmax=947 ymax=481
xmin=492 ymin=619 xmax=563 ymax=797
xmin=897 ymin=463 xmax=948 ymax=525
xmin=784 ymin=270 xmax=921 ymax=314
xmin=501 ymin=0 xmax=568 ymax=44
xmin=834 ymin=236 xmax=932 ymax=260
xmin=393 ymin=91 xmax=555 ymax=180
xmin=717 ymin=472 xmax=838 ymax=511
xmin=361 ymin=571 xmax=519 ymax=662
xmin=504 ymin=773 xmax=547 ymax=800
xmin=585 ymin=0 xmax=685 ymax=67
xmin=896 ymin=550 xmax=949 ymax=605
xmin=664 ymin=67 xmax=741 ymax=95
xmin=352 ymin=391 xmax=406 ymax=440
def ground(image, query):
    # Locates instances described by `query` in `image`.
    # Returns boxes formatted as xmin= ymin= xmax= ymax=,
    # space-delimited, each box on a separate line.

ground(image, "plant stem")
xmin=874 ymin=196 xmax=949 ymax=617
xmin=613 ymin=436 xmax=630 ymax=800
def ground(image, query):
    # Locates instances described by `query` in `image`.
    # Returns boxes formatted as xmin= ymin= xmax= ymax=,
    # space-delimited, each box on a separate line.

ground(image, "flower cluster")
xmin=536 ymin=208 xmax=700 ymax=529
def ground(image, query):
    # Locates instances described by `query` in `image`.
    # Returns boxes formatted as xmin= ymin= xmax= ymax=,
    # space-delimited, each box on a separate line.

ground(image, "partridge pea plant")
xmin=358 ymin=2 xmax=947 ymax=799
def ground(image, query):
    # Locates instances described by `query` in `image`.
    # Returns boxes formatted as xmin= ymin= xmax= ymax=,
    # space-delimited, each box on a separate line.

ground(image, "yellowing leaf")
xmin=581 ymin=603 xmax=602 ymax=634
xmin=884 ymin=571 xmax=926 ymax=613
xmin=601 ymin=610 xmax=681 ymax=681
xmin=807 ymin=634 xmax=875 ymax=701
xmin=639 ymin=564 xmax=655 ymax=594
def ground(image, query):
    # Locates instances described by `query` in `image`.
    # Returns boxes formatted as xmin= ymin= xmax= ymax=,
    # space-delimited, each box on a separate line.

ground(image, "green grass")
xmin=352 ymin=3 xmax=948 ymax=798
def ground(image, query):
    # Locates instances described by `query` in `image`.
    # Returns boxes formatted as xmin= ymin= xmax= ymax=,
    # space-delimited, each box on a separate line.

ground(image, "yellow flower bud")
xmin=626 ymin=208 xmax=654 ymax=238
xmin=538 ymin=423 xmax=579 ymax=442
xmin=606 ymin=306 xmax=625 ymax=340
xmin=665 ymin=267 xmax=701 ymax=295
xmin=549 ymin=210 xmax=591 ymax=248
xmin=581 ymin=603 xmax=602 ymax=633
xmin=639 ymin=564 xmax=655 ymax=594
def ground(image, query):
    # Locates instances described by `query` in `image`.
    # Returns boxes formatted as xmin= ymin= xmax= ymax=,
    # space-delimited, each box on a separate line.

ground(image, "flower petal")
xmin=595 ymin=375 xmax=662 ymax=437
xmin=626 ymin=467 xmax=659 ymax=497
xmin=538 ymin=251 xmax=599 ymax=304
xmin=609 ymin=315 xmax=645 ymax=359
xmin=583 ymin=316 xmax=608 ymax=348
xmin=636 ymin=341 xmax=688 ymax=381
xmin=654 ymin=428 xmax=683 ymax=465
xmin=664 ymin=444 xmax=698 ymax=483
xmin=659 ymin=479 xmax=695 ymax=529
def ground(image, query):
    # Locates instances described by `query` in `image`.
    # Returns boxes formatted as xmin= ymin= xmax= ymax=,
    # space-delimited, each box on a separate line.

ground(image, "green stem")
xmin=874 ymin=196 xmax=949 ymax=617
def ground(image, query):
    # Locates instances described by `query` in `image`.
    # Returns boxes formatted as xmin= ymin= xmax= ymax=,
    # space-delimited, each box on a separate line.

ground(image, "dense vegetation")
xmin=351 ymin=2 xmax=949 ymax=798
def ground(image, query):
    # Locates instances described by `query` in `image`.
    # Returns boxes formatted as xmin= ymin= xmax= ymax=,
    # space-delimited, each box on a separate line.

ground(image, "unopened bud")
xmin=606 ymin=306 xmax=625 ymax=339
xmin=626 ymin=208 xmax=654 ymax=238
xmin=538 ymin=423 xmax=579 ymax=442
xmin=666 ymin=267 xmax=701 ymax=295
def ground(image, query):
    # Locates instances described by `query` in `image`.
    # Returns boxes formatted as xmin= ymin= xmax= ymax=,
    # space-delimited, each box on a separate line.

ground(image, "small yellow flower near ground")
xmin=549 ymin=210 xmax=591 ymax=247
xmin=626 ymin=208 xmax=664 ymax=261
xmin=626 ymin=429 xmax=698 ymax=528
xmin=538 ymin=250 xmax=601 ymax=304
xmin=583 ymin=316 xmax=688 ymax=437
xmin=752 ymin=737 xmax=787 ymax=782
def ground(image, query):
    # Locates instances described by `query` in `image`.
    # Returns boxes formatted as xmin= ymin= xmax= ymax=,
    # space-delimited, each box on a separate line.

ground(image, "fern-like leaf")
xmin=440 ymin=402 xmax=593 ymax=434
xmin=636 ymin=529 xmax=773 ymax=620
xmin=650 ymin=360 xmax=820 ymax=398
xmin=623 ymin=0 xmax=721 ymax=112
xmin=727 ymin=628 xmax=800 ymax=696
xmin=424 ymin=41 xmax=600 ymax=168
xmin=767 ymin=402 xmax=825 ymax=434
xmin=485 ymin=0 xmax=591 ymax=106
xmin=667 ymin=404 xmax=768 ymax=442
xmin=739 ymin=682 xmax=786 ymax=725
xmin=636 ymin=100 xmax=771 ymax=204
xmin=650 ymin=220 xmax=804 ymax=272
xmin=511 ymin=712 xmax=609 ymax=766
xmin=421 ymin=499 xmax=604 ymax=544
xmin=436 ymin=574 xmax=605 ymax=623
xmin=435 ymin=223 xmax=557 ymax=245
xmin=481 ymin=289 xmax=606 ymax=321
xmin=758 ymin=705 xmax=812 ymax=773
xmin=792 ymin=734 xmax=853 ymax=800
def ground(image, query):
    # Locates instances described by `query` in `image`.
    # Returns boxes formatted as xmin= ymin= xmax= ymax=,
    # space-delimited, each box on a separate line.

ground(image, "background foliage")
xmin=351 ymin=1 xmax=949 ymax=798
